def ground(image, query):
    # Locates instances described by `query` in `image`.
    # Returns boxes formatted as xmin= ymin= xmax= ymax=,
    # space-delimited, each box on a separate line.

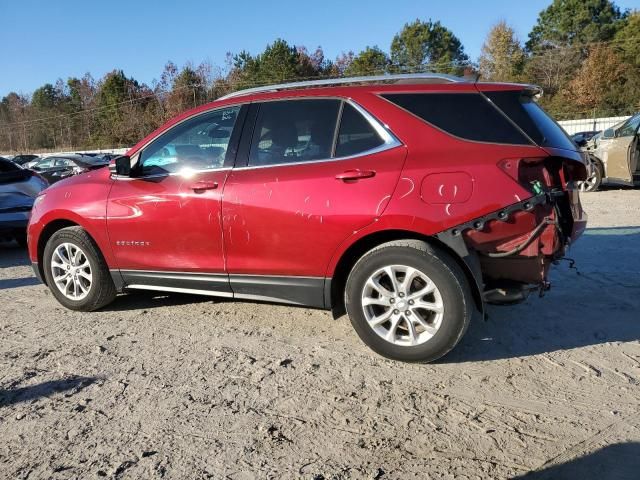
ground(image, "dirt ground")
xmin=1 ymin=189 xmax=639 ymax=480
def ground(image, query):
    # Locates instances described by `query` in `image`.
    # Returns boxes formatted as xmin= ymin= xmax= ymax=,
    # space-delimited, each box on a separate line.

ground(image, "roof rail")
xmin=218 ymin=73 xmax=466 ymax=100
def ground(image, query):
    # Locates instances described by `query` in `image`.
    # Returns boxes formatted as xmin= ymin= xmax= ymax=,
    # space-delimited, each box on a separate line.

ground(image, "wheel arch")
xmin=593 ymin=154 xmax=605 ymax=177
xmin=36 ymin=219 xmax=81 ymax=285
xmin=326 ymin=229 xmax=483 ymax=318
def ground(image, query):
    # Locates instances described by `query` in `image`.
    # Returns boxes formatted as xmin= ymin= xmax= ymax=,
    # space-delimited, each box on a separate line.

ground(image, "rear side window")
xmin=335 ymin=103 xmax=385 ymax=157
xmin=485 ymin=90 xmax=576 ymax=150
xmin=249 ymin=99 xmax=340 ymax=167
xmin=382 ymin=93 xmax=531 ymax=145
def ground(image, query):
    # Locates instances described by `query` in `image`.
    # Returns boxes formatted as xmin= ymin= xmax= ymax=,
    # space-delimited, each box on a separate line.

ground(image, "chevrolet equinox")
xmin=27 ymin=73 xmax=588 ymax=362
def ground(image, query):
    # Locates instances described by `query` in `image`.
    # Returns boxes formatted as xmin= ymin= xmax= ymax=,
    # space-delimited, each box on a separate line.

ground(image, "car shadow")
xmin=443 ymin=227 xmax=640 ymax=363
xmin=0 ymin=240 xmax=30 ymax=268
xmin=511 ymin=442 xmax=640 ymax=479
xmin=102 ymin=291 xmax=215 ymax=312
xmin=0 ymin=375 xmax=98 ymax=408
xmin=0 ymin=276 xmax=41 ymax=289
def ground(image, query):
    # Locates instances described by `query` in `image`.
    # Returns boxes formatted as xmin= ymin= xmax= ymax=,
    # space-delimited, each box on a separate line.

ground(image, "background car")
xmin=580 ymin=113 xmax=640 ymax=191
xmin=10 ymin=154 xmax=40 ymax=166
xmin=29 ymin=154 xmax=110 ymax=184
xmin=570 ymin=130 xmax=600 ymax=147
xmin=0 ymin=157 xmax=48 ymax=246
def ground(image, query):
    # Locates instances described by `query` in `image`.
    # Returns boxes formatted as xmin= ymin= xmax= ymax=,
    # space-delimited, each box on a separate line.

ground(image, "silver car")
xmin=581 ymin=113 xmax=640 ymax=191
xmin=0 ymin=157 xmax=48 ymax=246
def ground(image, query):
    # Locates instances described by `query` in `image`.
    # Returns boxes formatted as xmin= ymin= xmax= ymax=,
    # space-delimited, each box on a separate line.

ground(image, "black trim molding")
xmin=112 ymin=269 xmax=327 ymax=309
xmin=230 ymin=274 xmax=325 ymax=308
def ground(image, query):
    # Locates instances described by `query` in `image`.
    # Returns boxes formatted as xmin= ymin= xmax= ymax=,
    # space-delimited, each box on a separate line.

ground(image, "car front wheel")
xmin=345 ymin=240 xmax=472 ymax=363
xmin=578 ymin=156 xmax=602 ymax=192
xmin=43 ymin=226 xmax=116 ymax=311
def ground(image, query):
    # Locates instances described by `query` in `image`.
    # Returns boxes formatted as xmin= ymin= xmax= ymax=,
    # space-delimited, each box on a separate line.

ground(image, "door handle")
xmin=190 ymin=181 xmax=219 ymax=193
xmin=335 ymin=169 xmax=376 ymax=181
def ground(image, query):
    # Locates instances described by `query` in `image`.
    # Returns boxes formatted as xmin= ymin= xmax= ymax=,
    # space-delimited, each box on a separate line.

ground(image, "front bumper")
xmin=31 ymin=262 xmax=43 ymax=283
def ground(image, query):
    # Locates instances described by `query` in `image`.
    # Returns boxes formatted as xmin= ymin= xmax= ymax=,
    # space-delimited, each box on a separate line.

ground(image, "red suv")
xmin=27 ymin=74 xmax=587 ymax=362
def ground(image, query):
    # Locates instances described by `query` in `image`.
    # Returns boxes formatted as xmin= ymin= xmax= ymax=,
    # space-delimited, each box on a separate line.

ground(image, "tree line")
xmin=1 ymin=0 xmax=638 ymax=153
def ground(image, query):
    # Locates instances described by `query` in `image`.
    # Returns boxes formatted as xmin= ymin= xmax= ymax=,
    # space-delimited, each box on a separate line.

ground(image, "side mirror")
xmin=109 ymin=155 xmax=131 ymax=176
xmin=602 ymin=128 xmax=615 ymax=139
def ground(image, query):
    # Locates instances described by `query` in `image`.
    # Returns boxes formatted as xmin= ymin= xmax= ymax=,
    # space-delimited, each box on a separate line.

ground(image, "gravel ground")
xmin=1 ymin=189 xmax=639 ymax=479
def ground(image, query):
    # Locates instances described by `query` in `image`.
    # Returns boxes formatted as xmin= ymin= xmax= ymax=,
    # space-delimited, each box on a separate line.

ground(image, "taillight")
xmin=499 ymin=156 xmax=587 ymax=193
xmin=498 ymin=157 xmax=552 ymax=193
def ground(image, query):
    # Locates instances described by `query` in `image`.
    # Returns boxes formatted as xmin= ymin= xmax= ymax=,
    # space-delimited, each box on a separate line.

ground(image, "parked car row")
xmin=0 ymin=157 xmax=48 ymax=246
xmin=24 ymin=154 xmax=111 ymax=184
xmin=1 ymin=152 xmax=116 ymax=246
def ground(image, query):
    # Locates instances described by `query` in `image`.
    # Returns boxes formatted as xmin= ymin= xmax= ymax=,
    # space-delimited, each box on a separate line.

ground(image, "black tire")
xmin=345 ymin=240 xmax=472 ymax=363
xmin=42 ymin=226 xmax=116 ymax=311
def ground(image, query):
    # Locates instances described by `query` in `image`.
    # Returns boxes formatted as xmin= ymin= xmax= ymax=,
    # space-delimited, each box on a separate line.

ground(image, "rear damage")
xmin=438 ymin=153 xmax=587 ymax=304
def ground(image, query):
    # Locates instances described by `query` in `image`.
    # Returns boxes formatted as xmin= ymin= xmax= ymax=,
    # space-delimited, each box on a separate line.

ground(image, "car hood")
xmin=43 ymin=164 xmax=112 ymax=192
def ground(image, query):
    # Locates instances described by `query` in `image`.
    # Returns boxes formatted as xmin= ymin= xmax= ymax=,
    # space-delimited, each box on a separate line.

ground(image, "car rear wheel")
xmin=345 ymin=240 xmax=472 ymax=363
xmin=43 ymin=226 xmax=116 ymax=311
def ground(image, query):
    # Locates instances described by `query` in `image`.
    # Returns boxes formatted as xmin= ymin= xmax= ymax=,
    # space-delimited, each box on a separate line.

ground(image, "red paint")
xmin=28 ymin=80 xmax=587 ymax=290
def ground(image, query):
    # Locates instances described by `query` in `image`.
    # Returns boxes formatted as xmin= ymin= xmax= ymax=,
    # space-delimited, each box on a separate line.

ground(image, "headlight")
xmin=33 ymin=194 xmax=46 ymax=209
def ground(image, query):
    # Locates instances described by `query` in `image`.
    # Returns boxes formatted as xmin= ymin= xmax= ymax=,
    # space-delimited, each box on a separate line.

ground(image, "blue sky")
xmin=0 ymin=0 xmax=637 ymax=97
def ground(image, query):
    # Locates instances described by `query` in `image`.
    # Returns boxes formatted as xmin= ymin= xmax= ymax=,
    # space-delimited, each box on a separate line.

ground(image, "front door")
xmin=106 ymin=105 xmax=245 ymax=294
xmin=222 ymin=99 xmax=406 ymax=306
xmin=606 ymin=114 xmax=640 ymax=182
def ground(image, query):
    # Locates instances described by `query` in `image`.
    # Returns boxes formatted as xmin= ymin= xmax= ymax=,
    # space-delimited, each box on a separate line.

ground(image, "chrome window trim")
xmin=236 ymin=98 xmax=403 ymax=172
xmin=126 ymin=284 xmax=234 ymax=298
xmin=112 ymin=96 xmax=403 ymax=179
xmin=112 ymin=166 xmax=232 ymax=181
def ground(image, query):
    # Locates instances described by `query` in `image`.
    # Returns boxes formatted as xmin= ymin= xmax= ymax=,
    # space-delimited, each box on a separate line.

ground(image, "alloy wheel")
xmin=361 ymin=264 xmax=444 ymax=346
xmin=50 ymin=242 xmax=92 ymax=300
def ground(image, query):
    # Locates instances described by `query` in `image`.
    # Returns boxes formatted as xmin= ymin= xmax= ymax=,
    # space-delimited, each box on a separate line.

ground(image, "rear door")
xmin=222 ymin=98 xmax=406 ymax=306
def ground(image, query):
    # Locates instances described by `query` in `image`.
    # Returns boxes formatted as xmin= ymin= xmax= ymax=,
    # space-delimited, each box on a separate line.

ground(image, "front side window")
xmin=248 ymin=99 xmax=340 ymax=167
xmin=618 ymin=114 xmax=640 ymax=137
xmin=54 ymin=158 xmax=73 ymax=167
xmin=36 ymin=158 xmax=54 ymax=168
xmin=139 ymin=106 xmax=241 ymax=176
